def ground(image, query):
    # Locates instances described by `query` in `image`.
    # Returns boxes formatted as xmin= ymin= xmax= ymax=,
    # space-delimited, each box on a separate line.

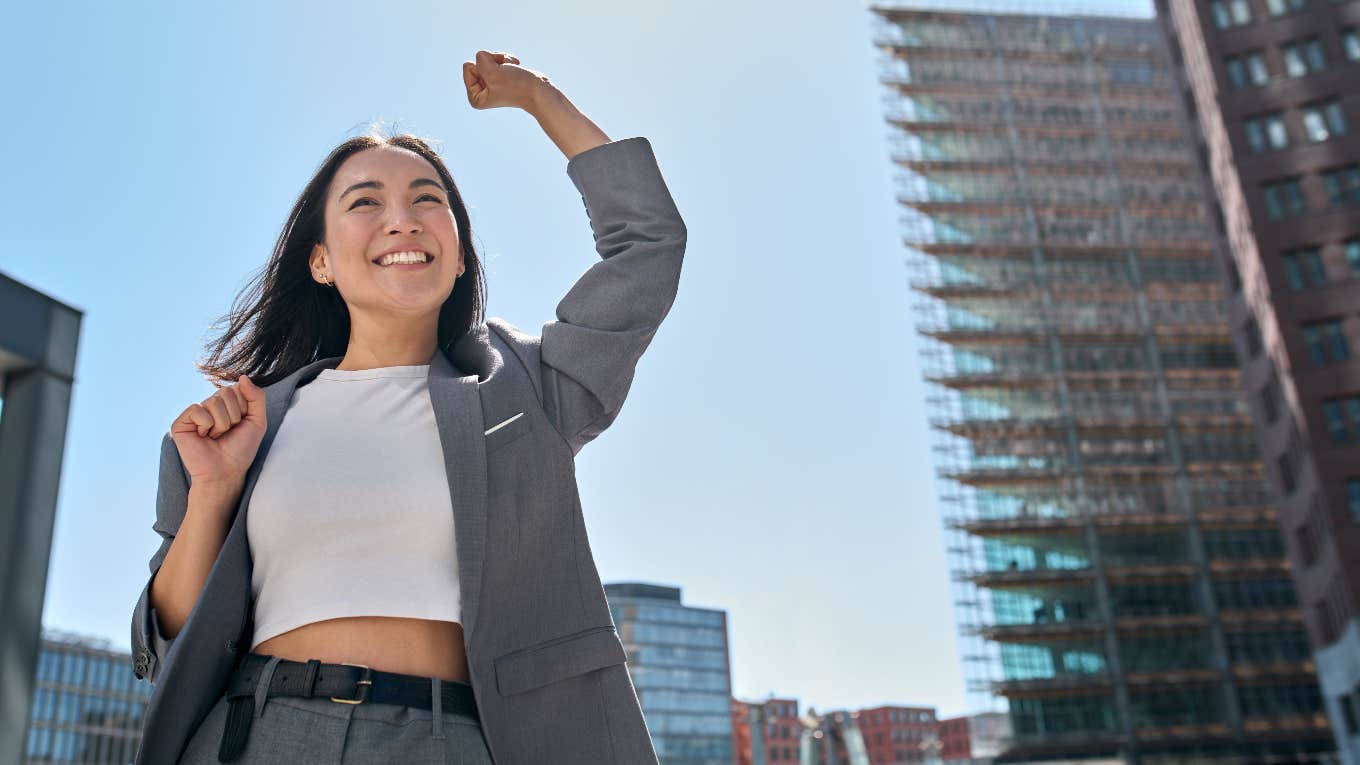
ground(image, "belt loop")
xmin=431 ymin=677 xmax=445 ymax=740
xmin=302 ymin=659 xmax=321 ymax=699
xmin=254 ymin=656 xmax=283 ymax=719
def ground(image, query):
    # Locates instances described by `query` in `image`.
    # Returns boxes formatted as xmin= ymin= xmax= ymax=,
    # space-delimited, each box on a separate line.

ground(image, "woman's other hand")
xmin=461 ymin=50 xmax=554 ymax=111
xmin=170 ymin=375 xmax=267 ymax=492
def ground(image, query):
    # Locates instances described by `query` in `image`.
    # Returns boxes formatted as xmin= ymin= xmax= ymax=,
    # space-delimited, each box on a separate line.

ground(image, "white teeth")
xmin=377 ymin=251 xmax=429 ymax=266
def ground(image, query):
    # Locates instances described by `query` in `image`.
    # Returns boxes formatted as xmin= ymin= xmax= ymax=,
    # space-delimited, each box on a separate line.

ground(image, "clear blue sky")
xmin=2 ymin=0 xmax=1150 ymax=719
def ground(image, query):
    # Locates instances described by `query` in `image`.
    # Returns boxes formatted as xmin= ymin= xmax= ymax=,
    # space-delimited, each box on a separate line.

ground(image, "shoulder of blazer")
xmin=484 ymin=317 xmax=546 ymax=404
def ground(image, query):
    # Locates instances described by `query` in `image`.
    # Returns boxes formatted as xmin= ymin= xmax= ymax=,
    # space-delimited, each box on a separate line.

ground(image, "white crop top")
xmin=246 ymin=361 xmax=460 ymax=650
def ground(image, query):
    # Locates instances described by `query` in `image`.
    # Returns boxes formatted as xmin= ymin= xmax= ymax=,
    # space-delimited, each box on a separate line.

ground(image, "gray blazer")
xmin=130 ymin=135 xmax=685 ymax=765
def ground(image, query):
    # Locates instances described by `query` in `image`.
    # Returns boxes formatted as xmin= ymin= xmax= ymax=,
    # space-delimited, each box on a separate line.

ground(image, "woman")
xmin=130 ymin=50 xmax=686 ymax=764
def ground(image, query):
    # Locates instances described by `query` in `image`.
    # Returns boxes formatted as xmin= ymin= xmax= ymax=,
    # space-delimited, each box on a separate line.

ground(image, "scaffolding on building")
xmin=871 ymin=6 xmax=1337 ymax=764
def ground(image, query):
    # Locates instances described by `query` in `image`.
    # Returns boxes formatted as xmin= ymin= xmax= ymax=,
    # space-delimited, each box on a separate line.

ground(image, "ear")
xmin=310 ymin=243 xmax=328 ymax=278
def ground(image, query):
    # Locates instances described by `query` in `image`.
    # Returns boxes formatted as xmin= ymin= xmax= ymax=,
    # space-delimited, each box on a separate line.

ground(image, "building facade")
xmin=870 ymin=6 xmax=1335 ymax=763
xmin=733 ymin=696 xmax=802 ymax=765
xmin=858 ymin=705 xmax=939 ymax=764
xmin=1153 ymin=0 xmax=1360 ymax=760
xmin=24 ymin=628 xmax=152 ymax=764
xmin=605 ymin=582 xmax=736 ymax=765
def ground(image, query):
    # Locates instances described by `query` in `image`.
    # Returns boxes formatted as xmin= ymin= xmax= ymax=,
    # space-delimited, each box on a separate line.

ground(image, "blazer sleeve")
xmin=491 ymin=136 xmax=686 ymax=456
xmin=130 ymin=431 xmax=190 ymax=684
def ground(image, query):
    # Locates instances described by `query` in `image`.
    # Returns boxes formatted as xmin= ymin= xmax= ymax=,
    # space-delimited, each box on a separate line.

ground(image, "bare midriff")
xmin=252 ymin=616 xmax=469 ymax=684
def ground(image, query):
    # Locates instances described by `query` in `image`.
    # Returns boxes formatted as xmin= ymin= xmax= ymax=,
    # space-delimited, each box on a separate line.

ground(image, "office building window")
xmin=1345 ymin=239 xmax=1360 ymax=274
xmin=1321 ymin=164 xmax=1360 ymax=206
xmin=1246 ymin=112 xmax=1289 ymax=151
xmin=1225 ymin=51 xmax=1270 ymax=87
xmin=1345 ymin=30 xmax=1360 ymax=61
xmin=1322 ymin=395 xmax=1360 ymax=442
xmin=1267 ymin=0 xmax=1308 ymax=13
xmin=1281 ymin=246 xmax=1326 ymax=289
xmin=1211 ymin=0 xmax=1253 ymax=26
xmin=1263 ymin=178 xmax=1307 ymax=219
xmin=1347 ymin=477 xmax=1360 ymax=521
xmin=1302 ymin=319 xmax=1351 ymax=363
xmin=1282 ymin=38 xmax=1327 ymax=77
xmin=1302 ymin=100 xmax=1348 ymax=142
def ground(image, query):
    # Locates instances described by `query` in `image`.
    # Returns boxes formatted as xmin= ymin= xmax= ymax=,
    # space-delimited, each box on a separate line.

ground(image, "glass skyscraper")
xmin=605 ymin=582 xmax=735 ymax=765
xmin=25 ymin=628 xmax=152 ymax=764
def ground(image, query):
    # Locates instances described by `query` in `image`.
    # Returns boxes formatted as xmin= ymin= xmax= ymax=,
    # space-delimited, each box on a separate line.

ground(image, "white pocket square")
xmin=484 ymin=412 xmax=525 ymax=436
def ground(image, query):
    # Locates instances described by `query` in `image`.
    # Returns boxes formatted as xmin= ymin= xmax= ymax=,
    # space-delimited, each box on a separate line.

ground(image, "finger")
xmin=237 ymin=375 xmax=269 ymax=423
xmin=463 ymin=64 xmax=486 ymax=94
xmin=226 ymin=383 xmax=248 ymax=416
xmin=186 ymin=404 xmax=215 ymax=437
xmin=217 ymin=387 xmax=243 ymax=425
xmin=203 ymin=395 xmax=233 ymax=438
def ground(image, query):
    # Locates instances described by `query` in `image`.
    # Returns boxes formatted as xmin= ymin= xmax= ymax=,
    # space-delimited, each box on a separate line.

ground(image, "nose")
xmin=387 ymin=209 xmax=423 ymax=235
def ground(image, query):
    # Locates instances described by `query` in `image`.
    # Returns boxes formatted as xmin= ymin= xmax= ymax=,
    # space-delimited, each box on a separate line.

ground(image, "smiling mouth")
xmin=372 ymin=251 xmax=434 ymax=267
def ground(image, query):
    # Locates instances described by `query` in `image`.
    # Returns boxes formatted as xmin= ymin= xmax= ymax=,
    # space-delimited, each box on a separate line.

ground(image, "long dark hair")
xmin=196 ymin=127 xmax=487 ymax=388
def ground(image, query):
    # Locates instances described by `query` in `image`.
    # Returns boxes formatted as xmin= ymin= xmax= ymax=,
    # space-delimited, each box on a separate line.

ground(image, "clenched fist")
xmin=461 ymin=50 xmax=554 ymax=111
xmin=170 ymin=375 xmax=267 ymax=492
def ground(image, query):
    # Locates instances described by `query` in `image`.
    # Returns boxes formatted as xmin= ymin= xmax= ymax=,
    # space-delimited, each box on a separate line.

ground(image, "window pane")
xmin=1324 ymin=322 xmax=1351 ymax=360
xmin=1267 ymin=116 xmax=1288 ymax=148
xmin=1303 ymin=109 xmax=1330 ymax=141
xmin=1345 ymin=240 xmax=1360 ymax=273
xmin=1303 ymin=249 xmax=1326 ymax=284
xmin=1247 ymin=120 xmax=1266 ymax=152
xmin=1304 ymin=325 xmax=1327 ymax=363
xmin=1326 ymin=102 xmax=1348 ymax=136
xmin=1345 ymin=31 xmax=1360 ymax=61
xmin=1306 ymin=40 xmax=1326 ymax=70
xmin=1265 ymin=186 xmax=1283 ymax=219
xmin=1248 ymin=54 xmax=1270 ymax=84
xmin=1231 ymin=0 xmax=1252 ymax=23
xmin=1283 ymin=253 xmax=1304 ymax=289
xmin=1324 ymin=401 xmax=1349 ymax=442
xmin=1212 ymin=1 xmax=1232 ymax=27
xmin=1284 ymin=46 xmax=1307 ymax=76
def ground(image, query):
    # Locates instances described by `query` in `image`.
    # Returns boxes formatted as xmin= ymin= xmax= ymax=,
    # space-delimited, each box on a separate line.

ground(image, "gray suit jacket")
xmin=130 ymin=136 xmax=685 ymax=765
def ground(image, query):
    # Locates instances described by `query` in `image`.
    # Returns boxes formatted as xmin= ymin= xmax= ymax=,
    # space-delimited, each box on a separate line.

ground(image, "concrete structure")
xmin=1154 ymin=0 xmax=1360 ymax=760
xmin=24 ymin=627 xmax=153 ymax=764
xmin=605 ymin=582 xmax=736 ymax=765
xmin=0 ymin=272 xmax=84 ymax=765
xmin=870 ymin=6 xmax=1336 ymax=763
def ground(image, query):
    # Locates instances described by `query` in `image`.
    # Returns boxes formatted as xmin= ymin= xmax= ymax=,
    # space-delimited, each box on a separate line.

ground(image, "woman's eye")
xmin=350 ymin=194 xmax=444 ymax=209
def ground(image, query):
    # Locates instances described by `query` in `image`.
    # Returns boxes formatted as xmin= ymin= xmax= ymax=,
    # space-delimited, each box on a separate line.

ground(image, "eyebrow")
xmin=339 ymin=177 xmax=446 ymax=201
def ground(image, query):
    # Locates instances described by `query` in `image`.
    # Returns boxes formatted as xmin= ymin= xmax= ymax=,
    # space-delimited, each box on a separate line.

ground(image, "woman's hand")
xmin=170 ymin=375 xmax=268 ymax=493
xmin=461 ymin=50 xmax=554 ymax=111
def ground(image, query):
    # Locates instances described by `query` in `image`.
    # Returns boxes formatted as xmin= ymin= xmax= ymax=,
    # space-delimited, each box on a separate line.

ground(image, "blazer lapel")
xmin=427 ymin=348 xmax=490 ymax=643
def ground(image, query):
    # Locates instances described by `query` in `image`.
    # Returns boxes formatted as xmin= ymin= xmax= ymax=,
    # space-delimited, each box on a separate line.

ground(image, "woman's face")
xmin=311 ymin=145 xmax=465 ymax=317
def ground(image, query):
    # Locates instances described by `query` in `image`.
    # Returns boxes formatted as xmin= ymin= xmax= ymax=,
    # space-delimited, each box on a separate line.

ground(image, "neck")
xmin=335 ymin=313 xmax=440 ymax=371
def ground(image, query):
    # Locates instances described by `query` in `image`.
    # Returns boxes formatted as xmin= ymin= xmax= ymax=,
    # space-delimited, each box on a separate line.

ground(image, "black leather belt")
xmin=216 ymin=652 xmax=479 ymax=762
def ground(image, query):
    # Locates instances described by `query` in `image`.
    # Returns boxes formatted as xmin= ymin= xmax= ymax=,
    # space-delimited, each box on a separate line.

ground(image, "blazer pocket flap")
xmin=494 ymin=626 xmax=627 ymax=696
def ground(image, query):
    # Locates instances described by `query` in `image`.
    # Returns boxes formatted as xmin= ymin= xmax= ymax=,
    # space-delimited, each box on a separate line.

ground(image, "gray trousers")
xmin=176 ymin=657 xmax=494 ymax=764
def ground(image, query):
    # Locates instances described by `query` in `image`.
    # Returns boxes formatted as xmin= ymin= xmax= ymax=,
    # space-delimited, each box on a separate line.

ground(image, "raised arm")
xmin=463 ymin=53 xmax=687 ymax=454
